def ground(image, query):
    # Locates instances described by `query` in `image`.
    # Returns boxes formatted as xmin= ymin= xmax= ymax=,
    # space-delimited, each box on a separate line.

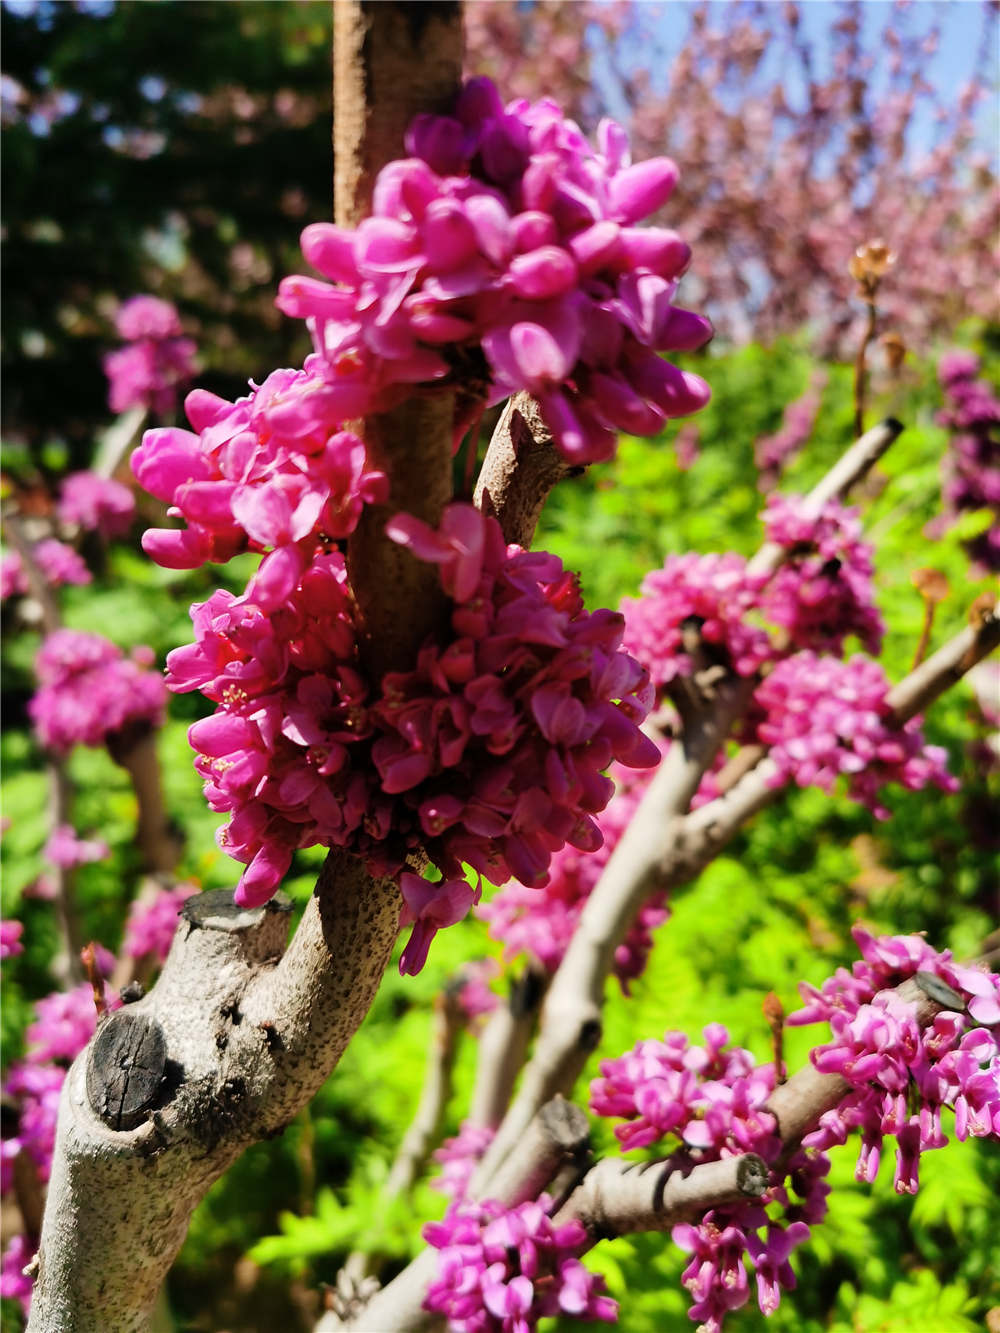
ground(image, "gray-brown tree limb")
xmin=473 ymin=392 xmax=577 ymax=548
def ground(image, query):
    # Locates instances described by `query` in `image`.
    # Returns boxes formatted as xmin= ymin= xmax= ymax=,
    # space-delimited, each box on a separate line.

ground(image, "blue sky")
xmin=590 ymin=0 xmax=998 ymax=160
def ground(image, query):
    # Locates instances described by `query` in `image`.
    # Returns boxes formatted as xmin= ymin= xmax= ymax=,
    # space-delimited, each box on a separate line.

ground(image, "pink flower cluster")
xmin=0 ymin=1232 xmax=34 ymax=1316
xmin=482 ymin=748 xmax=668 ymax=992
xmin=622 ymin=496 xmax=883 ymax=696
xmin=132 ymin=370 xmax=387 ymax=577
xmin=43 ymin=825 xmax=110 ymax=870
xmin=754 ymin=653 xmax=957 ymax=818
xmin=760 ymin=495 xmax=883 ymax=656
xmin=0 ymin=919 xmax=24 ymax=960
xmin=1 ymin=538 xmax=91 ymax=601
xmin=423 ymin=1194 xmax=617 ymax=1332
xmin=56 ymin=471 xmax=136 ymax=539
xmin=432 ymin=1120 xmax=497 ymax=1201
xmin=277 ymin=76 xmax=711 ymax=464
xmin=934 ymin=350 xmax=1000 ymax=573
xmin=791 ymin=926 xmax=1000 ymax=1193
xmin=590 ymin=1024 xmax=825 ymax=1332
xmin=104 ymin=294 xmax=197 ymax=416
xmin=754 ymin=376 xmax=826 ymax=492
xmin=621 ymin=553 xmax=772 ymax=688
xmin=29 ymin=629 xmax=167 ymax=754
xmin=167 ymin=504 xmax=657 ymax=973
xmin=590 ymin=1023 xmax=778 ymax=1155
xmin=123 ymin=882 xmax=199 ymax=962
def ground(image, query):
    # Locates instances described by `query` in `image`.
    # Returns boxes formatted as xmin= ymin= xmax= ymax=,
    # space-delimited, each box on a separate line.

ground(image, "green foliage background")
xmin=3 ymin=334 xmax=998 ymax=1333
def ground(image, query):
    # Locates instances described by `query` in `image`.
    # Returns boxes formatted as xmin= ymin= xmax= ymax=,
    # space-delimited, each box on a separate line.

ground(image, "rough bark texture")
xmin=333 ymin=1 xmax=462 ymax=229
xmin=473 ymin=393 xmax=577 ymax=548
xmin=336 ymin=2 xmax=464 ymax=679
xmin=552 ymin=1152 xmax=770 ymax=1239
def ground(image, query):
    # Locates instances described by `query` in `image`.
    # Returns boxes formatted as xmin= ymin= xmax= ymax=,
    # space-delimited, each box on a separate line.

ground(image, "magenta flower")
xmin=123 ymin=883 xmax=200 ymax=962
xmin=171 ymin=506 xmax=656 ymax=956
xmin=622 ymin=552 xmax=772 ymax=689
xmin=423 ymin=1194 xmax=616 ymax=1331
xmin=115 ymin=295 xmax=183 ymax=341
xmin=482 ymin=744 xmax=670 ymax=992
xmin=1 ymin=539 xmax=91 ymax=602
xmin=104 ymin=295 xmax=196 ymax=415
xmin=25 ymin=981 xmax=118 ymax=1065
xmin=0 ymin=919 xmax=24 ymax=960
xmin=398 ymin=872 xmax=481 ymax=976
xmin=2 ymin=1062 xmax=65 ymax=1184
xmin=790 ymin=927 xmax=999 ymax=1193
xmin=0 ymin=1233 xmax=34 ymax=1316
xmin=760 ymin=495 xmax=883 ymax=656
xmin=753 ymin=653 xmax=957 ymax=816
xmin=29 ymin=629 xmax=167 ymax=754
xmin=132 ymin=369 xmax=387 ymax=576
xmin=56 ymin=471 xmax=135 ymax=539
xmin=432 ymin=1120 xmax=496 ymax=1201
xmin=754 ymin=375 xmax=826 ymax=490
xmin=933 ymin=349 xmax=1000 ymax=572
xmin=277 ymin=76 xmax=711 ymax=465
xmin=43 ymin=824 xmax=110 ymax=870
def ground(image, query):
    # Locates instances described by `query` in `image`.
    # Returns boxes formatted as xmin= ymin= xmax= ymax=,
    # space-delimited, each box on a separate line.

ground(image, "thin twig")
xmin=853 ymin=298 xmax=878 ymax=438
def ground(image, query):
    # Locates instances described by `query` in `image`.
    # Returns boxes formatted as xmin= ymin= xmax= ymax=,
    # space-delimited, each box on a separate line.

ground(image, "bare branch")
xmin=468 ymin=964 xmax=547 ymax=1129
xmin=748 ymin=417 xmax=903 ymax=578
xmin=46 ymin=758 xmax=85 ymax=986
xmin=473 ymin=393 xmax=576 ymax=548
xmin=386 ymin=992 xmax=464 ymax=1198
xmin=105 ymin=726 xmax=182 ymax=875
xmin=887 ymin=599 xmax=1000 ymax=722
xmin=486 ymin=1096 xmax=592 ymax=1210
xmin=552 ymin=1152 xmax=769 ymax=1240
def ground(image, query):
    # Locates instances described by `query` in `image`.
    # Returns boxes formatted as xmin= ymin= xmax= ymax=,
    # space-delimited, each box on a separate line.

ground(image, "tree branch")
xmin=29 ymin=861 xmax=401 ymax=1331
xmin=343 ymin=967 xmax=970 ymax=1333
xmin=551 ymin=1152 xmax=769 ymax=1240
xmin=473 ymin=393 xmax=577 ymax=548
xmin=747 ymin=416 xmax=902 ymax=579
xmin=470 ymin=676 xmax=753 ymax=1193
xmin=467 ymin=964 xmax=547 ymax=1129
xmin=2 ymin=511 xmax=62 ymax=634
xmin=338 ymin=0 xmax=464 ymax=680
xmin=105 ymin=725 xmax=182 ymax=875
